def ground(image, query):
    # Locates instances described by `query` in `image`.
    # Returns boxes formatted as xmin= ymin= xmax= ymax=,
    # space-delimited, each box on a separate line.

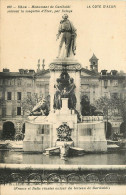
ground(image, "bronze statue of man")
xmin=56 ymin=14 xmax=77 ymax=58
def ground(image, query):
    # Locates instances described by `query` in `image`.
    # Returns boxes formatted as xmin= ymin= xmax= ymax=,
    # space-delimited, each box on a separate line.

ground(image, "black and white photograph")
xmin=0 ymin=0 xmax=126 ymax=194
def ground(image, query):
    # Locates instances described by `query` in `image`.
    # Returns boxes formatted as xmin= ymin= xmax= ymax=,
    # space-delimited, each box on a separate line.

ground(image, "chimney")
xmin=3 ymin=68 xmax=10 ymax=72
xmin=111 ymin=70 xmax=118 ymax=76
xmin=37 ymin=59 xmax=40 ymax=73
xmin=19 ymin=69 xmax=24 ymax=74
xmin=42 ymin=59 xmax=45 ymax=70
xmin=29 ymin=69 xmax=35 ymax=74
xmin=101 ymin=70 xmax=107 ymax=76
xmin=24 ymin=69 xmax=28 ymax=74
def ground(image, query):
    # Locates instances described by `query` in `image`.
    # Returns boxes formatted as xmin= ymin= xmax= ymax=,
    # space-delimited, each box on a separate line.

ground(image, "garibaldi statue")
xmin=56 ymin=14 xmax=77 ymax=58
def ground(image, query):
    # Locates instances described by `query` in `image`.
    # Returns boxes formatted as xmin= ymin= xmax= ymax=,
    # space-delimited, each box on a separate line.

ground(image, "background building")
xmin=0 ymin=55 xmax=126 ymax=139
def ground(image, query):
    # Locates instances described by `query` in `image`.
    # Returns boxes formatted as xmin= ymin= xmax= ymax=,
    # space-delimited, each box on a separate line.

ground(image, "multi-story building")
xmin=0 ymin=55 xmax=126 ymax=139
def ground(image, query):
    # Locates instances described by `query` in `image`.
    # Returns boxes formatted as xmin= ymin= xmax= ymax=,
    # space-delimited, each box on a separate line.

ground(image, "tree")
xmin=95 ymin=96 xmax=112 ymax=120
xmin=81 ymin=95 xmax=90 ymax=116
xmin=118 ymin=97 xmax=126 ymax=137
xmin=95 ymin=95 xmax=126 ymax=119
xmin=95 ymin=95 xmax=126 ymax=137
xmin=21 ymin=93 xmax=38 ymax=115
xmin=119 ymin=97 xmax=126 ymax=121
xmin=81 ymin=95 xmax=97 ymax=116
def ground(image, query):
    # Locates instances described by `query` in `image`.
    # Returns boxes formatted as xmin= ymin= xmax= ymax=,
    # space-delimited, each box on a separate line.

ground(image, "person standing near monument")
xmin=56 ymin=14 xmax=77 ymax=58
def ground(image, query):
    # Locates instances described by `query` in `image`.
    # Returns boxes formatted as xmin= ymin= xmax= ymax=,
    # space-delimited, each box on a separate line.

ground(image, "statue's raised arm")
xmin=57 ymin=14 xmax=77 ymax=58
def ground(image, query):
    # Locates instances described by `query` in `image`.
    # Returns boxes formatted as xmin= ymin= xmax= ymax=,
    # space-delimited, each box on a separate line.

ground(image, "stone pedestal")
xmin=23 ymin=118 xmax=52 ymax=152
xmin=60 ymin=98 xmax=69 ymax=113
xmin=48 ymin=98 xmax=78 ymax=147
xmin=76 ymin=121 xmax=107 ymax=152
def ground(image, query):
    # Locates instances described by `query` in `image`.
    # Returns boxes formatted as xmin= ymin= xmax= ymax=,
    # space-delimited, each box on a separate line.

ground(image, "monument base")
xmin=49 ymin=58 xmax=81 ymax=71
xmin=23 ymin=99 xmax=107 ymax=153
xmin=23 ymin=141 xmax=44 ymax=152
xmin=23 ymin=120 xmax=51 ymax=152
xmin=78 ymin=141 xmax=107 ymax=152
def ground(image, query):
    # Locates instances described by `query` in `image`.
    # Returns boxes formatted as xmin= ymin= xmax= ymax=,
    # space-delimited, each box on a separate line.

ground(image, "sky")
xmin=1 ymin=0 xmax=126 ymax=72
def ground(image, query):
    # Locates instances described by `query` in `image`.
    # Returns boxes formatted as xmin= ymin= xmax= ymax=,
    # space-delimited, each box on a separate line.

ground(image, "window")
xmin=104 ymin=80 xmax=108 ymax=88
xmin=93 ymin=86 xmax=95 ymax=93
xmin=34 ymin=93 xmax=38 ymax=99
xmin=17 ymin=92 xmax=21 ymax=100
xmin=27 ymin=83 xmax=32 ymax=87
xmin=2 ymin=107 xmax=6 ymax=117
xmin=87 ymin=128 xmax=92 ymax=136
xmin=4 ymin=79 xmax=8 ymax=85
xmin=113 ymin=80 xmax=118 ymax=87
xmin=0 ymin=91 xmax=2 ymax=99
xmin=9 ymin=79 xmax=14 ymax=86
xmin=17 ymin=107 xmax=21 ymax=115
xmin=84 ymin=92 xmax=90 ymax=99
xmin=104 ymin=92 xmax=108 ymax=97
xmin=17 ymin=79 xmax=21 ymax=86
xmin=7 ymin=92 xmax=12 ymax=100
xmin=42 ymin=127 xmax=44 ymax=134
xmin=111 ymin=93 xmax=119 ymax=99
xmin=27 ymin=92 xmax=31 ymax=98
xmin=0 ymin=79 xmax=3 ymax=85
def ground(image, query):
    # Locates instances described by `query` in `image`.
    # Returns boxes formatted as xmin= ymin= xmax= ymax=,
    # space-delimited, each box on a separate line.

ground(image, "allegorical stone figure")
xmin=68 ymin=78 xmax=76 ymax=109
xmin=53 ymin=74 xmax=77 ymax=110
xmin=56 ymin=14 xmax=77 ymax=58
xmin=30 ymin=98 xmax=49 ymax=116
xmin=53 ymin=78 xmax=62 ymax=109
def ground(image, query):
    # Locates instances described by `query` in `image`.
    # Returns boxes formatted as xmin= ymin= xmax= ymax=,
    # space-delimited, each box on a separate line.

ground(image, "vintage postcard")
xmin=0 ymin=0 xmax=126 ymax=194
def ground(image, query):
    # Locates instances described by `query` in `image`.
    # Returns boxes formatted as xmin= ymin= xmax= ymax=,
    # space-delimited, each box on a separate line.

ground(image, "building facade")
xmin=0 ymin=55 xmax=126 ymax=139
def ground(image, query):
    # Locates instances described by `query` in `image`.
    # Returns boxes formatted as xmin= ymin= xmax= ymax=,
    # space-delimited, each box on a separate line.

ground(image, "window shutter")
xmin=21 ymin=107 xmax=23 ymax=115
xmin=5 ymin=92 xmax=7 ymax=100
xmin=15 ymin=107 xmax=17 ymax=116
xmin=15 ymin=92 xmax=17 ymax=100
xmin=12 ymin=92 xmax=14 ymax=100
